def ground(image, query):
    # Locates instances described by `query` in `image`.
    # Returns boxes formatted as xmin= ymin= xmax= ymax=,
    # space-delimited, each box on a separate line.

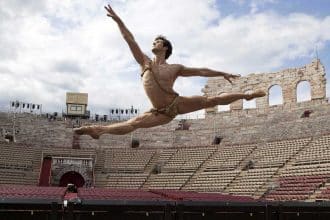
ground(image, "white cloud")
xmin=198 ymin=12 xmax=330 ymax=73
xmin=0 ymin=0 xmax=329 ymax=116
xmin=230 ymin=0 xmax=278 ymax=14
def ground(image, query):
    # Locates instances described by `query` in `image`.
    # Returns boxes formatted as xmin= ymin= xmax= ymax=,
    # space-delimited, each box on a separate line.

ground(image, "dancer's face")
xmin=151 ymin=39 xmax=167 ymax=54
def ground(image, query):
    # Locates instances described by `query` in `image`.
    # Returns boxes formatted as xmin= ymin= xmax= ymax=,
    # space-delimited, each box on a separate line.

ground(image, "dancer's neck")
xmin=153 ymin=55 xmax=166 ymax=65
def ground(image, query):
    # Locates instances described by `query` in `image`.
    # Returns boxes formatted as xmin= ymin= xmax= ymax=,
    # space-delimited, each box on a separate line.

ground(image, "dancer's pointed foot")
xmin=245 ymin=90 xmax=266 ymax=100
xmin=73 ymin=125 xmax=104 ymax=139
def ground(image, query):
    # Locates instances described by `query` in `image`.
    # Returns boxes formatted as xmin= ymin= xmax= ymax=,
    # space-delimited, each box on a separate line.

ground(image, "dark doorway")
xmin=59 ymin=171 xmax=85 ymax=188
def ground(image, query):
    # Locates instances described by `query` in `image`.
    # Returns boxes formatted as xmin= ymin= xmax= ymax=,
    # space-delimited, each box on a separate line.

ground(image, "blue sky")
xmin=217 ymin=0 xmax=330 ymax=71
xmin=218 ymin=0 xmax=330 ymax=18
xmin=0 ymin=0 xmax=329 ymax=117
xmin=219 ymin=0 xmax=330 ymax=102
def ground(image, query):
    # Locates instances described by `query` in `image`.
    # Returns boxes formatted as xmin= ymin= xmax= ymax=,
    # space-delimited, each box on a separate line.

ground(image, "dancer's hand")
xmin=105 ymin=4 xmax=120 ymax=22
xmin=224 ymin=73 xmax=240 ymax=84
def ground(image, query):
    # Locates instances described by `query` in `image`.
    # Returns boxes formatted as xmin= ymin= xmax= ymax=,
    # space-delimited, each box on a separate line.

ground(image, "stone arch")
xmin=268 ymin=84 xmax=283 ymax=106
xmin=59 ymin=171 xmax=85 ymax=187
xmin=218 ymin=105 xmax=230 ymax=112
xmin=56 ymin=165 xmax=90 ymax=187
xmin=296 ymin=80 xmax=312 ymax=102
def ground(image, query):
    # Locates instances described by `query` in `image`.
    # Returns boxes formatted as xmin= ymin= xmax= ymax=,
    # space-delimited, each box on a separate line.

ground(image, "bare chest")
xmin=142 ymin=64 xmax=178 ymax=86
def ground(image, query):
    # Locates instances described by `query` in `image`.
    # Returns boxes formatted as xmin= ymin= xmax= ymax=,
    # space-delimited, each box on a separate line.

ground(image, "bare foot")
xmin=73 ymin=125 xmax=104 ymax=139
xmin=245 ymin=90 xmax=266 ymax=100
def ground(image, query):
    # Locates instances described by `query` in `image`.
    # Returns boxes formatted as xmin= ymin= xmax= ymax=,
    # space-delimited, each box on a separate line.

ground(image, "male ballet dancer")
xmin=74 ymin=4 xmax=266 ymax=139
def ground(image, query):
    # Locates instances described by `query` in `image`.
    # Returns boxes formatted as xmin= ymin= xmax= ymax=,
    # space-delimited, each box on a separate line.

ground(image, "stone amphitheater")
xmin=1 ymin=59 xmax=329 ymax=202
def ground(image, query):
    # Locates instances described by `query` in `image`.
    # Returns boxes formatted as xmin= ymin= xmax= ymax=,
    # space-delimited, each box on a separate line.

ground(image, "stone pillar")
xmin=230 ymin=99 xmax=243 ymax=110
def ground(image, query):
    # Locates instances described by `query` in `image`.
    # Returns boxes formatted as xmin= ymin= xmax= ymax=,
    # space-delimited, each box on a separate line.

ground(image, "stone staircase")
xmin=94 ymin=150 xmax=105 ymax=172
xmin=144 ymin=150 xmax=161 ymax=173
xmin=255 ymin=137 xmax=314 ymax=198
xmin=255 ymin=170 xmax=281 ymax=199
xmin=141 ymin=150 xmax=168 ymax=189
xmin=223 ymin=171 xmax=245 ymax=194
xmin=182 ymin=144 xmax=222 ymax=189
xmin=182 ymin=146 xmax=219 ymax=190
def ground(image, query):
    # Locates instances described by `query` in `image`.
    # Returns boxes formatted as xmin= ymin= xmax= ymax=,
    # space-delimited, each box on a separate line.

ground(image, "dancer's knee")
xmin=196 ymin=96 xmax=213 ymax=107
xmin=206 ymin=97 xmax=218 ymax=107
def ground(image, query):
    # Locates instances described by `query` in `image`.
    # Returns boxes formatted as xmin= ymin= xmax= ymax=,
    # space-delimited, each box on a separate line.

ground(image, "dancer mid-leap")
xmin=74 ymin=4 xmax=266 ymax=139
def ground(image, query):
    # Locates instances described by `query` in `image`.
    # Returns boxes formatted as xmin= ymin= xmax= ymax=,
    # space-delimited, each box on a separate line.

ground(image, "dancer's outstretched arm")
xmin=105 ymin=4 xmax=145 ymax=65
xmin=178 ymin=66 xmax=240 ymax=84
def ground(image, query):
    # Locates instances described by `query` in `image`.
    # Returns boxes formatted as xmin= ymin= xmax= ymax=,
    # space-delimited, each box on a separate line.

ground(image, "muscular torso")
xmin=142 ymin=61 xmax=182 ymax=109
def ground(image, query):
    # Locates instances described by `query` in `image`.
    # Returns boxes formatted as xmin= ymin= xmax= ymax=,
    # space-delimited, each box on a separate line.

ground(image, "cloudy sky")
xmin=0 ymin=0 xmax=329 ymax=117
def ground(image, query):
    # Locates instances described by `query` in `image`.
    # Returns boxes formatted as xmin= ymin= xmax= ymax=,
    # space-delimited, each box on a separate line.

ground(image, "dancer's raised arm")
xmin=178 ymin=66 xmax=240 ymax=84
xmin=105 ymin=4 xmax=146 ymax=65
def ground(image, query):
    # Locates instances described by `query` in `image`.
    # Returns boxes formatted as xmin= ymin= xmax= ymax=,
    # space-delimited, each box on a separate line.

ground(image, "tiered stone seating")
xmin=228 ymin=167 xmax=278 ymax=196
xmin=250 ymin=138 xmax=311 ymax=168
xmin=143 ymin=147 xmax=216 ymax=190
xmin=281 ymin=163 xmax=330 ymax=177
xmin=152 ymin=190 xmax=256 ymax=202
xmin=145 ymin=172 xmax=193 ymax=189
xmin=1 ymin=105 xmax=330 ymax=202
xmin=78 ymin=188 xmax=256 ymax=202
xmin=0 ymin=185 xmax=66 ymax=200
xmin=42 ymin=147 xmax=96 ymax=158
xmin=0 ymin=169 xmax=28 ymax=185
xmin=104 ymin=149 xmax=155 ymax=173
xmin=12 ymin=114 xmax=80 ymax=148
xmin=264 ymin=163 xmax=330 ymax=200
xmin=162 ymin=147 xmax=216 ymax=172
xmin=266 ymin=174 xmax=330 ymax=201
xmin=185 ymin=170 xmax=240 ymax=192
xmin=204 ymin=144 xmax=256 ymax=171
xmin=158 ymin=149 xmax=178 ymax=163
xmin=294 ymin=135 xmax=330 ymax=165
xmin=0 ymin=144 xmax=34 ymax=170
xmin=316 ymin=182 xmax=330 ymax=200
xmin=95 ymin=173 xmax=148 ymax=189
xmin=78 ymin=188 xmax=166 ymax=201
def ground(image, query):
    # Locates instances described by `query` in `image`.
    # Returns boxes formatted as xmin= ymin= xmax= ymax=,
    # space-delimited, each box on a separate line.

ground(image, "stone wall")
xmin=1 ymin=101 xmax=329 ymax=149
xmin=0 ymin=60 xmax=329 ymax=149
xmin=202 ymin=59 xmax=327 ymax=112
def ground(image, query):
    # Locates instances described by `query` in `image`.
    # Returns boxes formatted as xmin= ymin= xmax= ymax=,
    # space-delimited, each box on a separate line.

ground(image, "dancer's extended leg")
xmin=74 ymin=112 xmax=173 ymax=139
xmin=177 ymin=90 xmax=266 ymax=114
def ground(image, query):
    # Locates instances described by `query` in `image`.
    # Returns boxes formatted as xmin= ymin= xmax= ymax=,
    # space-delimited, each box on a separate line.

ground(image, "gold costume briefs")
xmin=142 ymin=62 xmax=179 ymax=118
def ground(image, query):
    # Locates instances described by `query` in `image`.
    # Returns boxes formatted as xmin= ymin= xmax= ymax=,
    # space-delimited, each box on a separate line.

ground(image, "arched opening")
xmin=268 ymin=85 xmax=283 ymax=106
xmin=296 ymin=81 xmax=311 ymax=102
xmin=218 ymin=104 xmax=230 ymax=112
xmin=59 ymin=171 xmax=85 ymax=188
xmin=243 ymin=90 xmax=256 ymax=109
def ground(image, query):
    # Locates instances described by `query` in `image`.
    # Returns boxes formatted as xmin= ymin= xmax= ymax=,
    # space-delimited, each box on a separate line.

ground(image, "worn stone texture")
xmin=204 ymin=59 xmax=327 ymax=112
xmin=0 ymin=60 xmax=329 ymax=149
